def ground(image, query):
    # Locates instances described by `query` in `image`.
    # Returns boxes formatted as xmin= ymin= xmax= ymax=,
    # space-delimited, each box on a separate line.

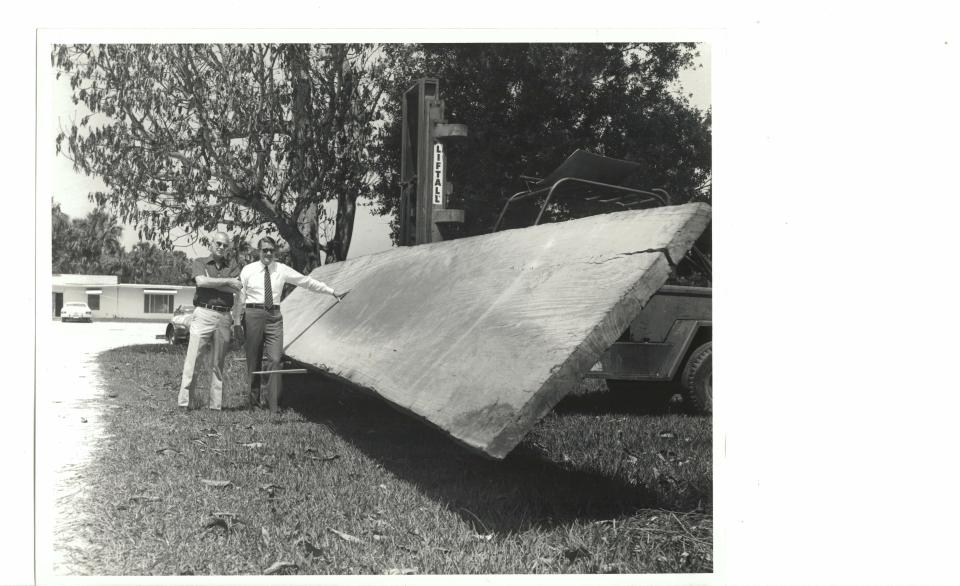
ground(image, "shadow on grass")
xmin=554 ymin=389 xmax=686 ymax=416
xmin=282 ymin=371 xmax=658 ymax=535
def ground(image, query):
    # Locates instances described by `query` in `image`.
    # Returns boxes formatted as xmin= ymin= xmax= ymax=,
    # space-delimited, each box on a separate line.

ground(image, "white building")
xmin=52 ymin=274 xmax=196 ymax=320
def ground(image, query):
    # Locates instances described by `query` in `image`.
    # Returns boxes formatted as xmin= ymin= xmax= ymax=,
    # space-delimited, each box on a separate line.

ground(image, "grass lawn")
xmin=64 ymin=342 xmax=712 ymax=575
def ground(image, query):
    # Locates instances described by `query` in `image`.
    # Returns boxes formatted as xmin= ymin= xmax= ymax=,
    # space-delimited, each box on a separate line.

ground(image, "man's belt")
xmin=197 ymin=302 xmax=232 ymax=313
xmin=245 ymin=303 xmax=279 ymax=310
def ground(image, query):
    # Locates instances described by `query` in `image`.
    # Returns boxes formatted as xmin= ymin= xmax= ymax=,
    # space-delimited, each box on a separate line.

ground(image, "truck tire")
xmin=681 ymin=342 xmax=712 ymax=414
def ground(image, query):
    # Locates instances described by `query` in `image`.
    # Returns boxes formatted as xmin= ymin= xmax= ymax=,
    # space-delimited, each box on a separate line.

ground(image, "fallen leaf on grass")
xmin=200 ymin=479 xmax=234 ymax=488
xmin=383 ymin=568 xmax=417 ymax=575
xmin=202 ymin=517 xmax=229 ymax=531
xmin=307 ymin=454 xmax=339 ymax=462
xmin=328 ymin=527 xmax=364 ymax=543
xmin=297 ymin=539 xmax=326 ymax=558
xmin=563 ymin=545 xmax=591 ymax=562
xmin=156 ymin=447 xmax=181 ymax=456
xmin=658 ymin=431 xmax=676 ymax=439
xmin=107 ymin=392 xmax=118 ymax=398
xmin=471 ymin=533 xmax=493 ymax=541
xmin=80 ymin=417 xmax=88 ymax=423
xmin=263 ymin=561 xmax=297 ymax=575
xmin=261 ymin=527 xmax=271 ymax=545
xmin=240 ymin=442 xmax=264 ymax=448
xmin=129 ymin=495 xmax=161 ymax=503
xmin=259 ymin=483 xmax=283 ymax=498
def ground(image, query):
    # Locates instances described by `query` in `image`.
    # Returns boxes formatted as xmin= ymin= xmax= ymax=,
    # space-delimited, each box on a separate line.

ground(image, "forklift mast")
xmin=398 ymin=78 xmax=468 ymax=246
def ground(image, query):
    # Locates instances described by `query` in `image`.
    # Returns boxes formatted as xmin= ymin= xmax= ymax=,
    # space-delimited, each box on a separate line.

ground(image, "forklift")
xmin=398 ymin=78 xmax=712 ymax=413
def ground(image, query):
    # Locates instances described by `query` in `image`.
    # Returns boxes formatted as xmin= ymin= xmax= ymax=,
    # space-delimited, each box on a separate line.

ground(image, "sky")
xmin=49 ymin=43 xmax=711 ymax=261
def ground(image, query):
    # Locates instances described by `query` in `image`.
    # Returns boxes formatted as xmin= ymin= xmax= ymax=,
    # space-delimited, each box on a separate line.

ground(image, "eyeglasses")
xmin=260 ymin=248 xmax=275 ymax=253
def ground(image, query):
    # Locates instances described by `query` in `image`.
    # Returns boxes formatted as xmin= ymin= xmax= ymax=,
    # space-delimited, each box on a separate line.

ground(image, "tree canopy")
xmin=55 ymin=43 xmax=710 ymax=271
xmin=371 ymin=43 xmax=711 ymax=240
xmin=52 ymin=203 xmax=195 ymax=285
xmin=55 ymin=44 xmax=392 ymax=270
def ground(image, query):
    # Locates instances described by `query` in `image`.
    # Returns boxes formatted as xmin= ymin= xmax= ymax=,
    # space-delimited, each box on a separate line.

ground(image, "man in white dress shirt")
xmin=238 ymin=237 xmax=345 ymax=412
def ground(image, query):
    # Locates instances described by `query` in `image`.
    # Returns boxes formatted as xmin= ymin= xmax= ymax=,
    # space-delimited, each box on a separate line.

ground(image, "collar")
xmin=207 ymin=255 xmax=230 ymax=269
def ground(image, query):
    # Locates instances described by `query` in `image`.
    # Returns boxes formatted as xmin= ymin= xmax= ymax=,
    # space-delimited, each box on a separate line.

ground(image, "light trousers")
xmin=178 ymin=307 xmax=233 ymax=409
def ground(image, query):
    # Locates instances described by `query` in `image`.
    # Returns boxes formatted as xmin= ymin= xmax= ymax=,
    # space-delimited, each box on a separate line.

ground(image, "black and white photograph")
xmin=37 ymin=37 xmax=712 ymax=579
xmin=15 ymin=6 xmax=959 ymax=586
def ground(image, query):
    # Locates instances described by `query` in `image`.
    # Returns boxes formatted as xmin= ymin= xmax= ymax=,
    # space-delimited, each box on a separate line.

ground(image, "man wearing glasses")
xmin=178 ymin=231 xmax=244 ymax=410
xmin=239 ymin=237 xmax=345 ymax=413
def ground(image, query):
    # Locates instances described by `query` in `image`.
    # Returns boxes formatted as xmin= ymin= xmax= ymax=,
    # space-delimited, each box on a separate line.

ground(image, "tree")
xmin=125 ymin=242 xmax=163 ymax=284
xmin=55 ymin=44 xmax=393 ymax=271
xmin=52 ymin=204 xmax=124 ymax=275
xmin=371 ymin=43 xmax=711 ymax=240
xmin=51 ymin=202 xmax=76 ymax=273
xmin=154 ymin=249 xmax=194 ymax=286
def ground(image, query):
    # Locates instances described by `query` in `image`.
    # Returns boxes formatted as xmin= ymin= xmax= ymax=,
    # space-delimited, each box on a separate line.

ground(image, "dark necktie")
xmin=264 ymin=264 xmax=273 ymax=307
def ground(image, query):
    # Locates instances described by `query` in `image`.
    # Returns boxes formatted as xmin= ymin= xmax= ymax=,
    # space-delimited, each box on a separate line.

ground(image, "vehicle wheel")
xmin=606 ymin=379 xmax=676 ymax=409
xmin=681 ymin=342 xmax=712 ymax=414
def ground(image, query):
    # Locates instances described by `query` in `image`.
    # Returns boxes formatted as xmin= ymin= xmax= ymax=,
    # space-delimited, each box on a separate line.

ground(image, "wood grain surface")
xmin=280 ymin=203 xmax=711 ymax=458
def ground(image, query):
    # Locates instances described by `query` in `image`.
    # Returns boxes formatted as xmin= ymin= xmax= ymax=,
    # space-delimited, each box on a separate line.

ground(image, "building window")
xmin=87 ymin=294 xmax=100 ymax=310
xmin=143 ymin=292 xmax=175 ymax=313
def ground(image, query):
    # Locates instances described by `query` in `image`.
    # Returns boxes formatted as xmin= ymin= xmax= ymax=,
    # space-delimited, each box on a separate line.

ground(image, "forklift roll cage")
xmin=491 ymin=149 xmax=671 ymax=233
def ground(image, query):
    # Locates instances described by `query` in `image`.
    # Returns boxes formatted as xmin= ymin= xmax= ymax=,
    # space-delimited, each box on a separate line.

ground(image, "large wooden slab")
xmin=282 ymin=203 xmax=711 ymax=458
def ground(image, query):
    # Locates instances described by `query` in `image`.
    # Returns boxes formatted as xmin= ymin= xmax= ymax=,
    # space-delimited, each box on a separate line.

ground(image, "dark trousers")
xmin=242 ymin=308 xmax=284 ymax=412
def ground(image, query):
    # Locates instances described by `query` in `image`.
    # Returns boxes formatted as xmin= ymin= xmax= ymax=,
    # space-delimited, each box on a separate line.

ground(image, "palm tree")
xmin=66 ymin=209 xmax=124 ymax=275
xmin=127 ymin=242 xmax=162 ymax=283
xmin=51 ymin=201 xmax=77 ymax=273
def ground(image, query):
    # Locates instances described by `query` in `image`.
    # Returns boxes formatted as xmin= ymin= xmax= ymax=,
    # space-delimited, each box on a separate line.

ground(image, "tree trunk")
xmin=330 ymin=192 xmax=356 ymax=262
xmin=283 ymin=44 xmax=323 ymax=274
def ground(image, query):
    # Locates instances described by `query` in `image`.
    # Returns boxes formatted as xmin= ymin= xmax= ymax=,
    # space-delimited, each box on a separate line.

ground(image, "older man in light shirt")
xmin=238 ymin=236 xmax=345 ymax=412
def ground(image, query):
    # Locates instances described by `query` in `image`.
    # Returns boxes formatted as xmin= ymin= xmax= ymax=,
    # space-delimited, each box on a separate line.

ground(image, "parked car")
xmin=61 ymin=302 xmax=93 ymax=323
xmin=165 ymin=305 xmax=195 ymax=344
